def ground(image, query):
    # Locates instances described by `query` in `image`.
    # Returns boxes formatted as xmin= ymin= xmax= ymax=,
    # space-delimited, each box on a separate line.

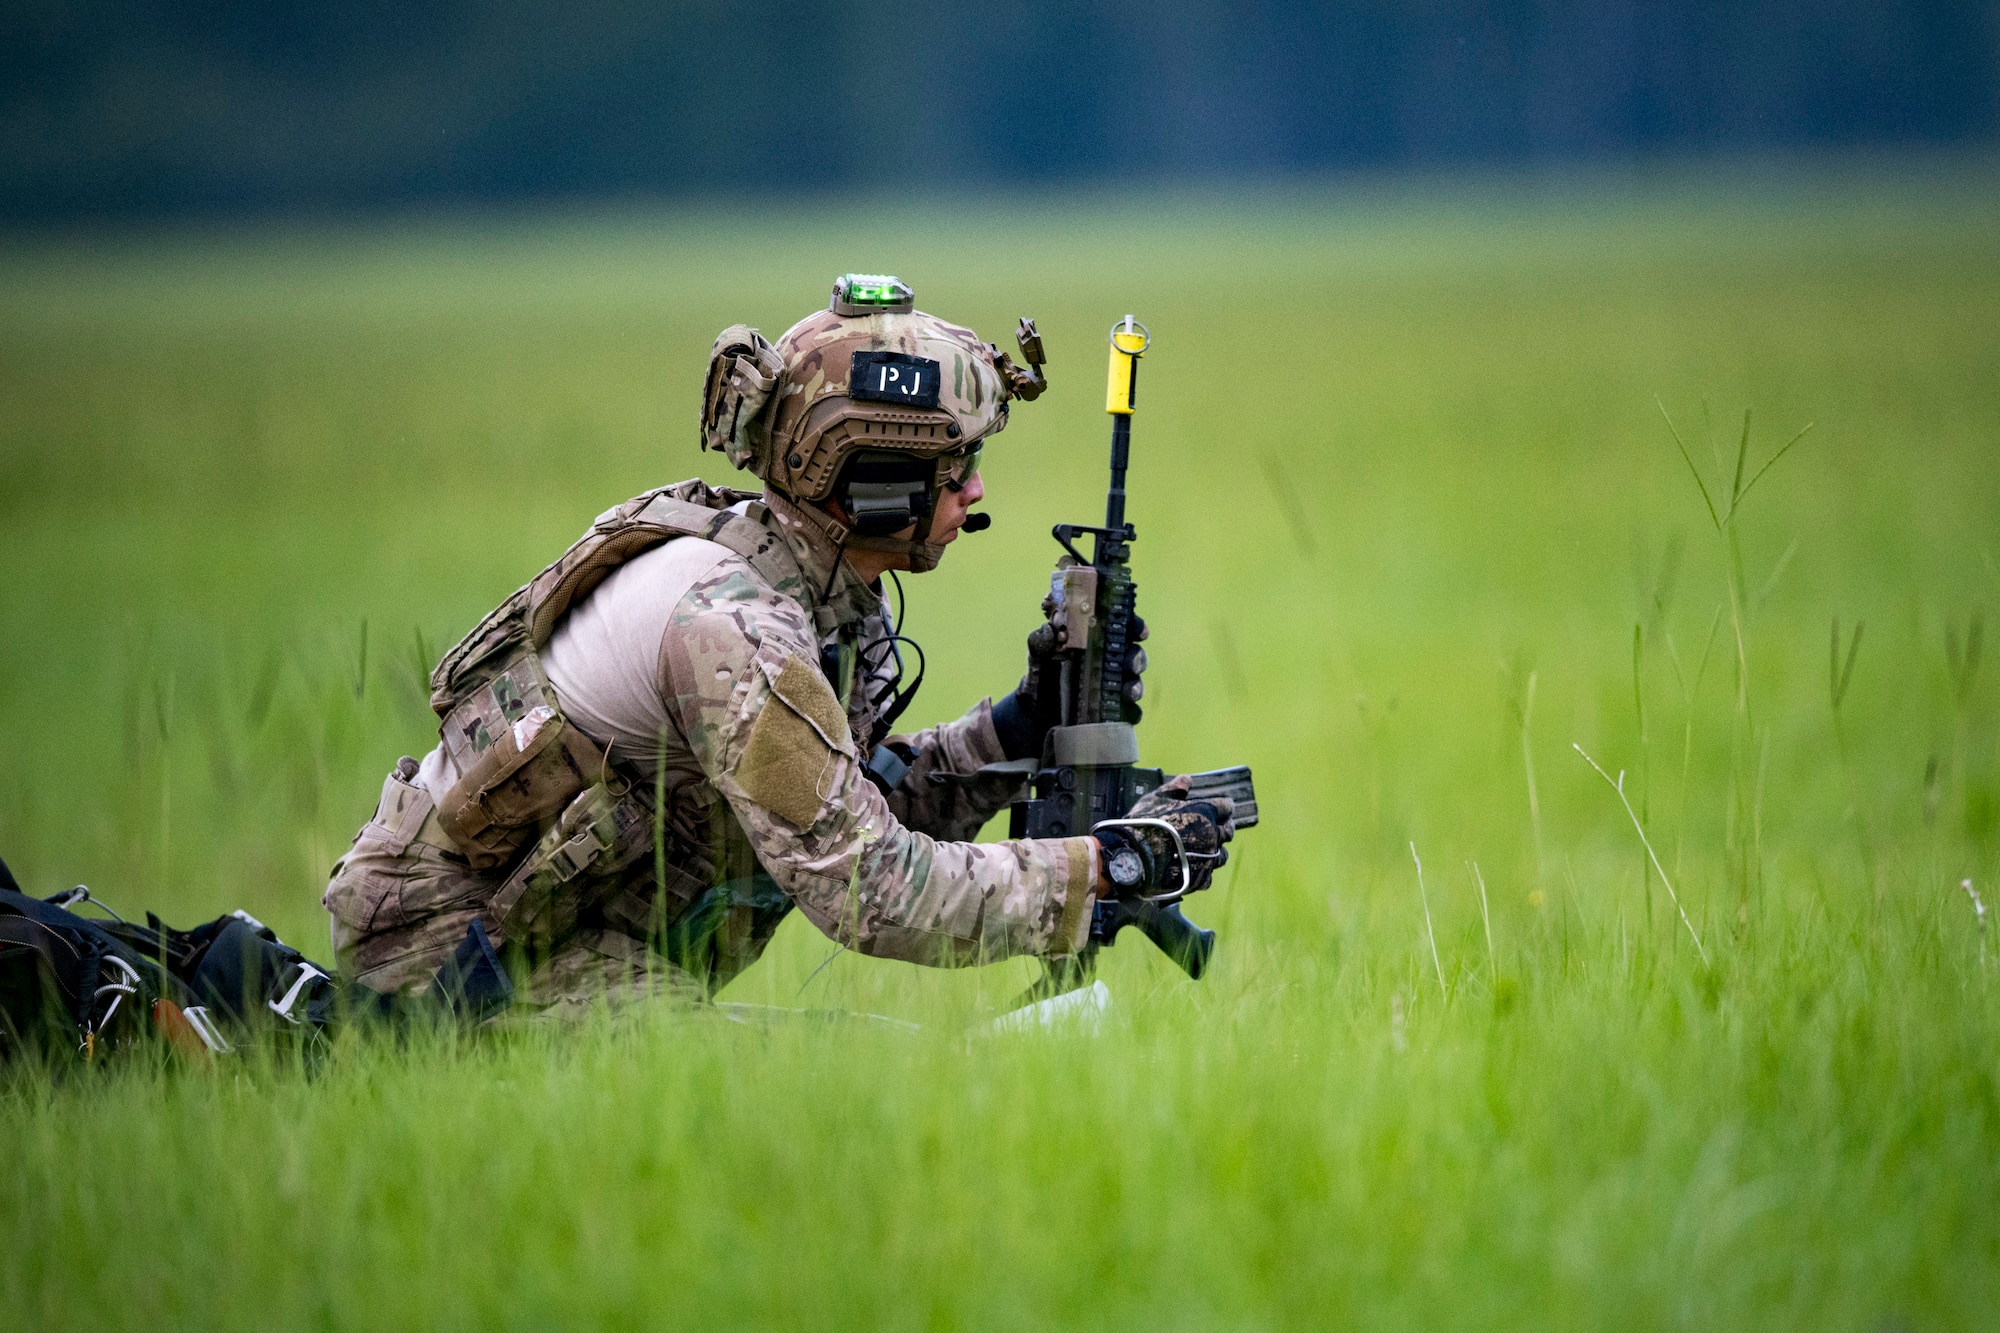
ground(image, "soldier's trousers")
xmin=323 ymin=765 xmax=703 ymax=1018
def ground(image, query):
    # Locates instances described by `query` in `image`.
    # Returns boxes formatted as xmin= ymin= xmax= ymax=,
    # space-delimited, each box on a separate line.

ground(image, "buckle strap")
xmin=546 ymin=820 xmax=612 ymax=883
xmin=268 ymin=961 xmax=332 ymax=1025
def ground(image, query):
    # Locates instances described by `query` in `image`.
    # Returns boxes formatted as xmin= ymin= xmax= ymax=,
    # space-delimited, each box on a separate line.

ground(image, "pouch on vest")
xmin=488 ymin=783 xmax=663 ymax=950
xmin=436 ymin=657 xmax=608 ymax=869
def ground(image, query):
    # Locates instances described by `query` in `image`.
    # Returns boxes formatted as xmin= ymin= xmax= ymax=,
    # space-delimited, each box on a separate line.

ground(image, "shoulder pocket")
xmin=734 ymin=653 xmax=853 ymax=829
xmin=760 ymin=652 xmax=854 ymax=756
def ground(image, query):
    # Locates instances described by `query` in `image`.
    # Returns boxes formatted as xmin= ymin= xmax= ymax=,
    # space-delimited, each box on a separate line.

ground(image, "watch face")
xmin=1107 ymin=847 xmax=1146 ymax=888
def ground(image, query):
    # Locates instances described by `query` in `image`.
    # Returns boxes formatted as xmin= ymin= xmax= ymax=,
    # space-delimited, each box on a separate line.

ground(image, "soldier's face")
xmin=926 ymin=469 xmax=985 ymax=547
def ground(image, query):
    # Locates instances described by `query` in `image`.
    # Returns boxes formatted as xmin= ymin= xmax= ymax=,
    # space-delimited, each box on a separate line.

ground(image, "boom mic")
xmin=962 ymin=512 xmax=992 ymax=533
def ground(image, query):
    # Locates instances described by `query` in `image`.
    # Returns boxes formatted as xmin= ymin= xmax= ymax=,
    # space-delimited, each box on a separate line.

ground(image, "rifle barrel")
xmin=1104 ymin=413 xmax=1131 ymax=546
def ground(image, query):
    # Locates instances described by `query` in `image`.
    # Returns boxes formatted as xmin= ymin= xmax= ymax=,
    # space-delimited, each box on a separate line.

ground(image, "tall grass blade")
xmin=1471 ymin=860 xmax=1497 ymax=986
xmin=1754 ymin=537 xmax=1799 ymax=608
xmin=1573 ymin=743 xmax=1709 ymax=963
xmin=1950 ymin=613 xmax=1984 ymax=702
xmin=1256 ymin=449 xmax=1318 ymax=557
xmin=1729 ymin=408 xmax=1752 ymax=513
xmin=1658 ymin=398 xmax=1721 ymax=531
xmin=352 ymin=618 xmax=369 ymax=700
xmin=1634 ymin=623 xmax=1654 ymax=926
xmin=1521 ymin=669 xmax=1543 ymax=875
xmin=1964 ymin=879 xmax=1988 ymax=966
xmin=1732 ymin=420 xmax=1816 ymax=513
xmin=1410 ymin=842 xmax=1447 ymax=1004
xmin=1830 ymin=617 xmax=1864 ymax=710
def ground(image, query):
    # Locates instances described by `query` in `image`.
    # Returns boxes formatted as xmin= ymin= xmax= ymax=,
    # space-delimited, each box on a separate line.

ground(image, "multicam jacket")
xmin=327 ymin=480 xmax=1096 ymax=997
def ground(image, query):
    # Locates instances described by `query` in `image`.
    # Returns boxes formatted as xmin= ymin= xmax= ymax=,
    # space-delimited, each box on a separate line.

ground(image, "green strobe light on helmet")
xmin=830 ymin=273 xmax=915 ymax=316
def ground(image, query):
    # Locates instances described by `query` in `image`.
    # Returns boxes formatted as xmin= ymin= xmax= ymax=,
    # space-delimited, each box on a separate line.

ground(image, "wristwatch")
xmin=1105 ymin=844 xmax=1147 ymax=891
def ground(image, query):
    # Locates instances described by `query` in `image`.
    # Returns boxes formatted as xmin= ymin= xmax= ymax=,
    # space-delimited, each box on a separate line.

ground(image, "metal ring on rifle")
xmin=1106 ymin=316 xmax=1151 ymax=353
xmin=1089 ymin=816 xmax=1190 ymax=903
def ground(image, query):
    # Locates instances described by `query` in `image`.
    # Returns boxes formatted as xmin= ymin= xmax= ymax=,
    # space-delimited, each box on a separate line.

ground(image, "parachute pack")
xmin=0 ymin=856 xmax=512 ymax=1063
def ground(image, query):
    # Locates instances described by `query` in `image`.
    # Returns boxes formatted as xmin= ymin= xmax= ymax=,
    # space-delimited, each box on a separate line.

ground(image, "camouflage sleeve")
xmin=878 ymin=698 xmax=1024 ymax=842
xmin=659 ymin=558 xmax=1097 ymax=965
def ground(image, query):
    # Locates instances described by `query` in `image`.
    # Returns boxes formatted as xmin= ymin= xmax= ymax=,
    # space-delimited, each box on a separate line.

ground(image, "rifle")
xmin=1002 ymin=315 xmax=1258 ymax=1001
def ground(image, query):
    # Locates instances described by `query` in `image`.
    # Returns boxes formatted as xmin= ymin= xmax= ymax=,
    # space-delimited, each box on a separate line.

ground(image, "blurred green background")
xmin=3 ymin=164 xmax=1999 ymax=1328
xmin=5 ymin=166 xmax=1996 ymax=950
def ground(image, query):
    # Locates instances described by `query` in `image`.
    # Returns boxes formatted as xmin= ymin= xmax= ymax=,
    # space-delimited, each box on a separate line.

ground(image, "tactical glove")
xmin=991 ymin=616 xmax=1149 ymax=760
xmin=1094 ymin=775 xmax=1234 ymax=898
xmin=1114 ymin=615 xmax=1149 ymax=724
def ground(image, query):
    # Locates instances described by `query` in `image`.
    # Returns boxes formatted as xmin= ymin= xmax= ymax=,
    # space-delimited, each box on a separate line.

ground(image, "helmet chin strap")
xmin=844 ymin=531 xmax=948 ymax=573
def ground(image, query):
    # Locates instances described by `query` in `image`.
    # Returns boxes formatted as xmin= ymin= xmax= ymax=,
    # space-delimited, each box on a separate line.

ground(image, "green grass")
xmin=4 ymin=161 xmax=1999 ymax=1329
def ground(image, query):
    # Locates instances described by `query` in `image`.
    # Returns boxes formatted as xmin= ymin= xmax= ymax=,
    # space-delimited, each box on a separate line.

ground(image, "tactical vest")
xmin=425 ymin=479 xmax=811 ymax=956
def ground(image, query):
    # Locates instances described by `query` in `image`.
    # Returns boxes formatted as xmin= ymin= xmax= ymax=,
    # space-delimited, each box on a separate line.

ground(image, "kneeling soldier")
xmin=322 ymin=276 xmax=1233 ymax=1015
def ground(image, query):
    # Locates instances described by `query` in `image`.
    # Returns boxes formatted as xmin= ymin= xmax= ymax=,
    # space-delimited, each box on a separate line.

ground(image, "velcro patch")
xmin=765 ymin=653 xmax=853 ymax=755
xmin=735 ymin=654 xmax=851 ymax=828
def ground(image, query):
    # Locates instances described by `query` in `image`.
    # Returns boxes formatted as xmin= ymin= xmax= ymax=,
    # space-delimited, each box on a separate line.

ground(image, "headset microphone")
xmin=962 ymin=513 xmax=992 ymax=533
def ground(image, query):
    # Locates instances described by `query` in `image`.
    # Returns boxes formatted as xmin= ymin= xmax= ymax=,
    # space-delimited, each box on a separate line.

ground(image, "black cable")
xmin=861 ymin=633 xmax=928 ymax=732
xmin=859 ymin=632 xmax=924 ymax=708
xmin=874 ymin=586 xmax=905 ymax=693
xmin=887 ymin=570 xmax=906 ymax=636
xmin=819 ymin=528 xmax=849 ymax=607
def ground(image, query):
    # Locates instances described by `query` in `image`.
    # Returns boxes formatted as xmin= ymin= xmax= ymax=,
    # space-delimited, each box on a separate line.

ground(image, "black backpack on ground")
xmin=0 ymin=860 xmax=171 ymax=1058
xmin=0 ymin=855 xmax=513 ymax=1063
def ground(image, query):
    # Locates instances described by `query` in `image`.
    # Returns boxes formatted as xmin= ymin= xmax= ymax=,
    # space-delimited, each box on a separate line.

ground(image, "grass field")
xmin=3 ymin=161 xmax=1999 ymax=1329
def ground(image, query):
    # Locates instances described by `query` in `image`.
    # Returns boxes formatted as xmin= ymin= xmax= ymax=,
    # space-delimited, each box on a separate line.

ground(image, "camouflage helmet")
xmin=700 ymin=274 xmax=1045 ymax=569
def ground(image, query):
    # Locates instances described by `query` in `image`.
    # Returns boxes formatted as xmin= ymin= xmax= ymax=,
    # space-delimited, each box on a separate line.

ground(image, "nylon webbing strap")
xmin=635 ymin=498 xmax=807 ymax=594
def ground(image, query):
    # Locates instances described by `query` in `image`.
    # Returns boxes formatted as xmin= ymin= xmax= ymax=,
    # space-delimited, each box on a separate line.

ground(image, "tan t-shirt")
xmin=541 ymin=534 xmax=735 ymax=777
xmin=413 ymin=534 xmax=732 ymax=805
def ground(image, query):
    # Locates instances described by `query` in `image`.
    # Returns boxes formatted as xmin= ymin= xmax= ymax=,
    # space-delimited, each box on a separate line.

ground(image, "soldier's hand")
xmin=1095 ymin=775 xmax=1235 ymax=898
xmin=1017 ymin=621 xmax=1063 ymax=733
xmin=1020 ymin=615 xmax=1148 ymax=727
xmin=1117 ymin=615 xmax=1148 ymax=724
xmin=1000 ymin=615 xmax=1150 ymax=758
xmin=992 ymin=620 xmax=1064 ymax=760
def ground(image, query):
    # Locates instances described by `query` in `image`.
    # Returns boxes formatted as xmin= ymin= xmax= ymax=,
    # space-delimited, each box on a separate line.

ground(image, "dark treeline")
xmin=4 ymin=0 xmax=1996 ymax=222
